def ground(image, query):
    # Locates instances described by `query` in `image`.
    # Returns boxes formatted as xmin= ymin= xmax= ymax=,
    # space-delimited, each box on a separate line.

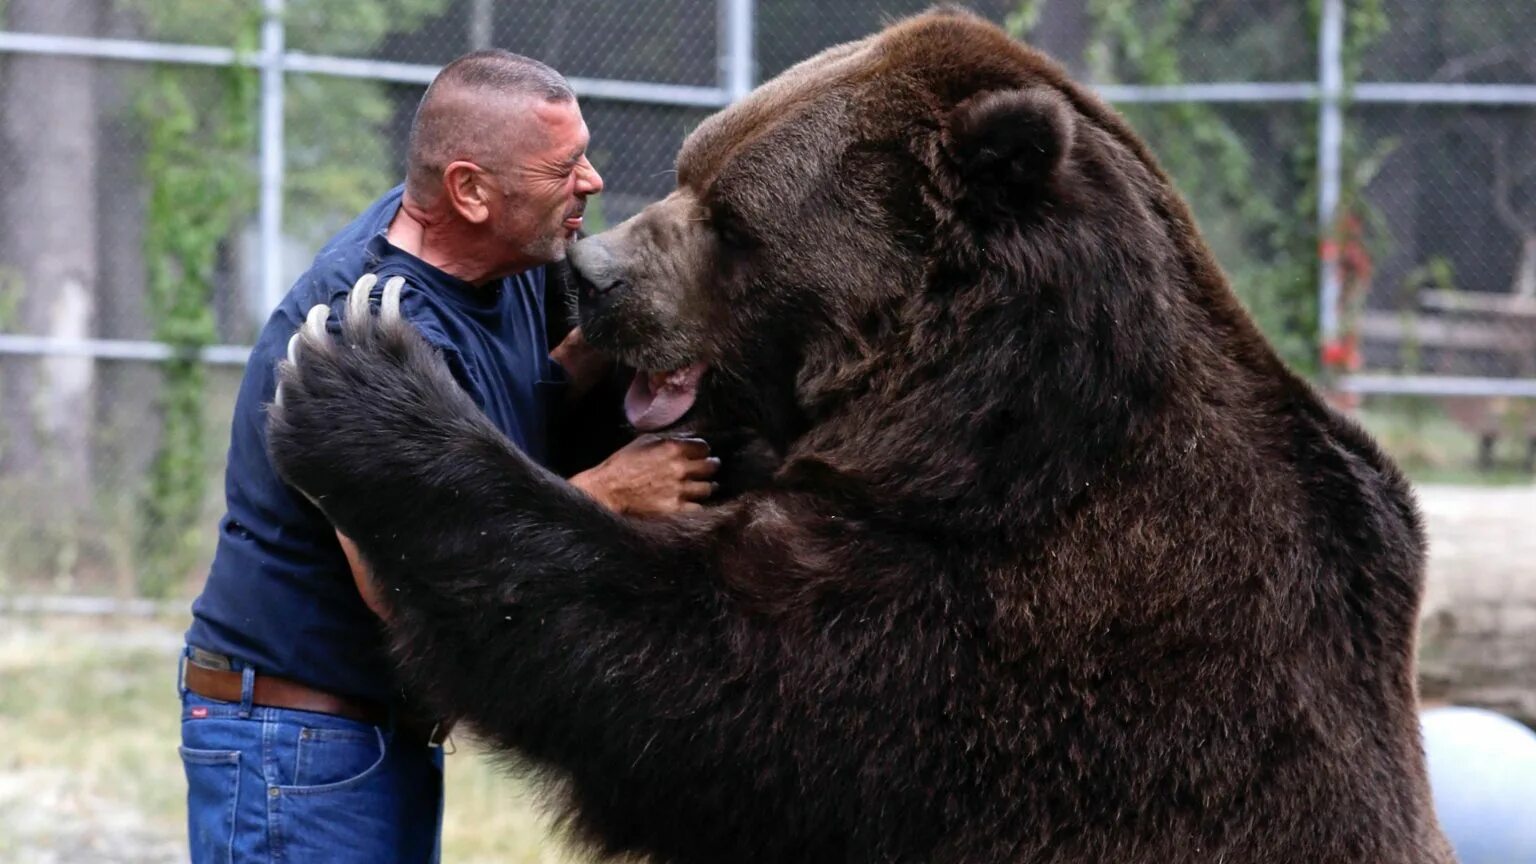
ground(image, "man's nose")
xmin=577 ymin=159 xmax=604 ymax=196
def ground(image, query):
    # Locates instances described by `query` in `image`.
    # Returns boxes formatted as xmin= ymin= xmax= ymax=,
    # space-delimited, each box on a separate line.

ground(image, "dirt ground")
xmin=0 ymin=483 xmax=1530 ymax=863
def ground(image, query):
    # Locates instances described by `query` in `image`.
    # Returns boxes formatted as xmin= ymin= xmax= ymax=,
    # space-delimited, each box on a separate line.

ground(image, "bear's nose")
xmin=568 ymin=236 xmax=631 ymax=315
xmin=583 ymin=277 xmax=628 ymax=300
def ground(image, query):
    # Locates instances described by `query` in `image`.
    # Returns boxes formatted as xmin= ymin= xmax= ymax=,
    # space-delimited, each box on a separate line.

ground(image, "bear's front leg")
xmin=269 ymin=274 xmax=549 ymax=538
xmin=265 ymin=272 xmax=643 ymax=617
xmin=266 ymin=278 xmax=870 ymax=863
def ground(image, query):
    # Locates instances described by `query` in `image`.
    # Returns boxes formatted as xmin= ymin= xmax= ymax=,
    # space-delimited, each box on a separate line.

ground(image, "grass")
xmin=1354 ymin=395 xmax=1535 ymax=486
xmin=0 ymin=614 xmax=583 ymax=863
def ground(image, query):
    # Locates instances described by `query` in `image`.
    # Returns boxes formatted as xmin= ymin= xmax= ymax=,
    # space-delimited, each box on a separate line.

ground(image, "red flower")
xmin=1320 ymin=335 xmax=1362 ymax=371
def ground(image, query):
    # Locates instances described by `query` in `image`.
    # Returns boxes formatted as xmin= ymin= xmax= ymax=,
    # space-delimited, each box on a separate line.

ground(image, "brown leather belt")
xmin=182 ymin=657 xmax=453 ymax=746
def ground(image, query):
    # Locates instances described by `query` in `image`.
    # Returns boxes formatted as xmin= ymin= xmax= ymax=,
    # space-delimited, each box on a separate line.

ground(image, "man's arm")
xmin=337 ymin=530 xmax=391 ymax=619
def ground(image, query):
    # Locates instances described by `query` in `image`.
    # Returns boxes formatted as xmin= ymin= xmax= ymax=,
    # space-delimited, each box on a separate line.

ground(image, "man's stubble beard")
xmin=523 ymin=229 xmax=568 ymax=265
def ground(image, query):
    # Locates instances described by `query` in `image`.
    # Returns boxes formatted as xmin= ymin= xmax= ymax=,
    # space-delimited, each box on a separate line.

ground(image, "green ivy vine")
xmin=133 ymin=17 xmax=259 ymax=596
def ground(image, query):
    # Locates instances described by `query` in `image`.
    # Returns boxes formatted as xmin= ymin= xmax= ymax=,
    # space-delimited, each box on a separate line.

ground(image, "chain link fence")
xmin=0 ymin=0 xmax=1532 ymax=596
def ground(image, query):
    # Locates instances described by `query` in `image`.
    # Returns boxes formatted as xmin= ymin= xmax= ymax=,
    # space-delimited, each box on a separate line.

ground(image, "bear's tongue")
xmin=624 ymin=363 xmax=707 ymax=431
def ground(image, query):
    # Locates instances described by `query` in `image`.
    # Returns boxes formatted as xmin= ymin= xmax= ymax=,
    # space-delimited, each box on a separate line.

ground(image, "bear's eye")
xmin=711 ymin=208 xmax=754 ymax=250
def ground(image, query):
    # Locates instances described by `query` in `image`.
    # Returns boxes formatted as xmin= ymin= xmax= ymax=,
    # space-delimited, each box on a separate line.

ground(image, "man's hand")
xmin=549 ymin=327 xmax=611 ymax=401
xmin=571 ymin=435 xmax=720 ymax=516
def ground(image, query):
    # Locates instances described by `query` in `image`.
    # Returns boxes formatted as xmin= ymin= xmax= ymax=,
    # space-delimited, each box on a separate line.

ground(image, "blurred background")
xmin=0 ymin=0 xmax=1532 ymax=860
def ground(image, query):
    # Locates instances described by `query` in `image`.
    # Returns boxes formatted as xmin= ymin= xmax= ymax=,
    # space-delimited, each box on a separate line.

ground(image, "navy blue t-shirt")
xmin=186 ymin=185 xmax=565 ymax=703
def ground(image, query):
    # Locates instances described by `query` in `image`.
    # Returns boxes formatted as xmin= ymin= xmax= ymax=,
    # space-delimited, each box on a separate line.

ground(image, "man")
xmin=178 ymin=51 xmax=716 ymax=863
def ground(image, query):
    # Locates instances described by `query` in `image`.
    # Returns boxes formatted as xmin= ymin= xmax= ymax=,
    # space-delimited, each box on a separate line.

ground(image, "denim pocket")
xmin=291 ymin=725 xmax=386 ymax=790
xmin=270 ymin=732 xmax=444 ymax=864
xmin=180 ymin=746 xmax=240 ymax=864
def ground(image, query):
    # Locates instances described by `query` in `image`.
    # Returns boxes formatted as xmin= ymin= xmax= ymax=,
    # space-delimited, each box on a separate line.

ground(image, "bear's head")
xmin=569 ymin=7 xmax=1266 ymax=512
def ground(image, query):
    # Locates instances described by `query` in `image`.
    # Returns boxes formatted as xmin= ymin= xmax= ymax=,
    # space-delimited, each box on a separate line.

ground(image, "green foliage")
xmin=0 ymin=266 xmax=21 ymax=332
xmin=1081 ymin=0 xmax=1319 ymax=371
xmin=133 ymin=16 xmax=259 ymax=596
xmin=121 ymin=0 xmax=450 ymax=595
xmin=121 ymin=0 xmax=444 ymax=51
xmin=1342 ymin=0 xmax=1390 ymax=83
xmin=1396 ymin=255 xmax=1457 ymax=379
xmin=123 ymin=0 xmax=450 ymax=243
xmin=1003 ymin=0 xmax=1046 ymax=39
xmin=1403 ymin=256 xmax=1458 ymax=297
xmin=1007 ymin=0 xmax=1394 ymax=375
xmin=283 ymin=0 xmax=453 ymax=239
xmin=282 ymin=75 xmax=401 ymax=237
xmin=581 ymin=190 xmax=608 ymax=236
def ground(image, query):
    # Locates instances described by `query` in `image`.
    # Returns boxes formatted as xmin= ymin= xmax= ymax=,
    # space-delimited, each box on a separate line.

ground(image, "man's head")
xmin=406 ymin=50 xmax=603 ymax=275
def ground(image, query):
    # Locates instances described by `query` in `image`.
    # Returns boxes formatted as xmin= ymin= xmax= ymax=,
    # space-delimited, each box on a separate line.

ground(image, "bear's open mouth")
xmin=624 ymin=363 xmax=708 ymax=431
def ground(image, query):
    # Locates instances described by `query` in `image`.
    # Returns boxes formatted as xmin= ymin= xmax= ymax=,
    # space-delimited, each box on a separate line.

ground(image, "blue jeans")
xmin=177 ymin=648 xmax=444 ymax=863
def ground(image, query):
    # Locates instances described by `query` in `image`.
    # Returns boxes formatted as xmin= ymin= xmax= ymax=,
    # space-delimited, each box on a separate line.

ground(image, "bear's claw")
xmin=345 ymin=272 xmax=378 ymax=323
xmin=380 ymin=276 xmax=404 ymax=327
xmin=276 ymin=271 xmax=403 ymax=408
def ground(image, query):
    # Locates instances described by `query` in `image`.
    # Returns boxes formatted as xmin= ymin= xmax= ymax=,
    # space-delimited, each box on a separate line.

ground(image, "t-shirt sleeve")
xmin=322 ymin=276 xmax=481 ymax=403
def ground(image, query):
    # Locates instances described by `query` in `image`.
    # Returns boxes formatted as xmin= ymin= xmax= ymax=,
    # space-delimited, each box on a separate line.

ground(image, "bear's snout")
xmin=568 ymin=236 xmax=629 ymax=316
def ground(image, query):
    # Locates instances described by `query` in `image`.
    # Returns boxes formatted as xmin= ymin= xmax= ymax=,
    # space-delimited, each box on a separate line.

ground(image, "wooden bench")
xmin=1357 ymin=289 xmax=1536 ymax=471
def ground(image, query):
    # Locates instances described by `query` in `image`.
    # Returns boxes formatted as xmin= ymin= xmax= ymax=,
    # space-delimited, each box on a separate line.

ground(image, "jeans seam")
xmin=262 ymin=712 xmax=283 ymax=863
xmin=225 ymin=751 xmax=240 ymax=864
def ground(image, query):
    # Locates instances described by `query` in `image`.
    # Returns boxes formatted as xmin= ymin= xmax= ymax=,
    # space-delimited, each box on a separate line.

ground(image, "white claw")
xmin=286 ymin=331 xmax=301 ymax=365
xmin=348 ymin=273 xmax=378 ymax=322
xmin=303 ymin=303 xmax=329 ymax=342
xmin=381 ymin=276 xmax=404 ymax=326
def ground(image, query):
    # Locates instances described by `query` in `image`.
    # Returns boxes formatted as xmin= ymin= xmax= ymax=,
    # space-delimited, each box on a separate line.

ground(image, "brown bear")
xmin=268 ymin=8 xmax=1453 ymax=863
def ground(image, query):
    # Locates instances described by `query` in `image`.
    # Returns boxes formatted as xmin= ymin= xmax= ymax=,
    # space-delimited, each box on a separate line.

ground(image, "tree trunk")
xmin=0 ymin=0 xmax=101 ymax=524
xmin=1514 ymin=233 xmax=1536 ymax=299
xmin=92 ymin=2 xmax=161 ymax=591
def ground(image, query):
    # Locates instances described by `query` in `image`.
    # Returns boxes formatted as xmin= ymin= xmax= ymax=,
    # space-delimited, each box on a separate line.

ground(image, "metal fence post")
xmin=259 ymin=0 xmax=286 ymax=319
xmin=718 ymin=0 xmax=755 ymax=103
xmin=1316 ymin=0 xmax=1345 ymax=347
xmin=469 ymin=0 xmax=493 ymax=50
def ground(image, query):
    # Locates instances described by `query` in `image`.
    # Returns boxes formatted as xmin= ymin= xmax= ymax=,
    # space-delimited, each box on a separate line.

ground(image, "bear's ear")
xmin=947 ymin=88 xmax=1075 ymax=197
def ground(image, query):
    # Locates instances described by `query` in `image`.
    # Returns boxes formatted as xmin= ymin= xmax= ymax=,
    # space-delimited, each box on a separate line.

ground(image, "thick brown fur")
xmin=268 ymin=9 xmax=1454 ymax=863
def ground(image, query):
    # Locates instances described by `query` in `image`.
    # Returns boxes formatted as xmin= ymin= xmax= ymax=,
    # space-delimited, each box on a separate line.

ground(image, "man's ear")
xmin=947 ymin=88 xmax=1075 ymax=201
xmin=443 ymin=160 xmax=492 ymax=224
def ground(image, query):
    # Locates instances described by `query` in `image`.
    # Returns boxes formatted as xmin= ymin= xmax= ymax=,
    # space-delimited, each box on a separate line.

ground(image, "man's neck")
xmin=387 ymin=196 xmax=510 ymax=285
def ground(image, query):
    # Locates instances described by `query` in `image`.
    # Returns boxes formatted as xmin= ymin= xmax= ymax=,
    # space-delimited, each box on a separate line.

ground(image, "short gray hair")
xmin=405 ymin=51 xmax=575 ymax=200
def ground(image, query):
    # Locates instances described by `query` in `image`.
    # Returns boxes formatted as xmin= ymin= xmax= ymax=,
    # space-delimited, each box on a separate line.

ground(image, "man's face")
xmin=489 ymin=98 xmax=604 ymax=265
